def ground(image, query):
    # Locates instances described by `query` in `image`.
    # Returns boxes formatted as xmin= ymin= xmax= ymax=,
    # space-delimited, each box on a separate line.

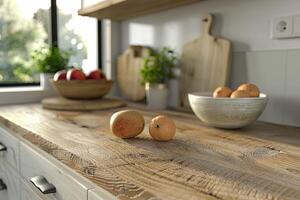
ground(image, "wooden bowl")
xmin=52 ymin=80 xmax=114 ymax=100
xmin=188 ymin=93 xmax=268 ymax=129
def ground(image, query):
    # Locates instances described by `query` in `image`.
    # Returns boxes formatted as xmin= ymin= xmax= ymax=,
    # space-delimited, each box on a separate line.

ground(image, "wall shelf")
xmin=78 ymin=0 xmax=202 ymax=20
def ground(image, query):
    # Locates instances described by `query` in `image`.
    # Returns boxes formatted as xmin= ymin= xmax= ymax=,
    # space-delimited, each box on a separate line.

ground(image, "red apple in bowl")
xmin=53 ymin=70 xmax=67 ymax=81
xmin=87 ymin=69 xmax=106 ymax=80
xmin=67 ymin=68 xmax=86 ymax=80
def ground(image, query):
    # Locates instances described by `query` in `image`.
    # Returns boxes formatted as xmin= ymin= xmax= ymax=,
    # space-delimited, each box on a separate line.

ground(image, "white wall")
xmin=121 ymin=0 xmax=300 ymax=53
xmin=230 ymin=49 xmax=300 ymax=127
xmin=104 ymin=0 xmax=300 ymax=127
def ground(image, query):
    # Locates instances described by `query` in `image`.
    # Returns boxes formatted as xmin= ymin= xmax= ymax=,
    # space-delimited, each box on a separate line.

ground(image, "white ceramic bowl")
xmin=188 ymin=93 xmax=268 ymax=129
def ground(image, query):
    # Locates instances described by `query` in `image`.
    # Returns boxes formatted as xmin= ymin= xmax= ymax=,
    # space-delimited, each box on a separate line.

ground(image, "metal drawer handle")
xmin=30 ymin=176 xmax=56 ymax=194
xmin=0 ymin=179 xmax=7 ymax=191
xmin=0 ymin=142 xmax=7 ymax=152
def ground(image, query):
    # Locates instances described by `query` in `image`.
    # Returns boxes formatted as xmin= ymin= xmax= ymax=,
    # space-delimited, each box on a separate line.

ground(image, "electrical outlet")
xmin=271 ymin=16 xmax=293 ymax=39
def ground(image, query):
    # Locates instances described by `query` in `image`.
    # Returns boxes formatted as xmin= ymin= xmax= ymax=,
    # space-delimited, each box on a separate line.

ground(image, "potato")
xmin=237 ymin=83 xmax=260 ymax=97
xmin=149 ymin=115 xmax=176 ymax=141
xmin=110 ymin=110 xmax=144 ymax=138
xmin=213 ymin=86 xmax=232 ymax=98
xmin=230 ymin=90 xmax=251 ymax=98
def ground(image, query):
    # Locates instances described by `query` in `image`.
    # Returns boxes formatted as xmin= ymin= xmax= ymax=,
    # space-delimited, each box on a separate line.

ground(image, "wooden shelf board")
xmin=78 ymin=0 xmax=202 ymax=20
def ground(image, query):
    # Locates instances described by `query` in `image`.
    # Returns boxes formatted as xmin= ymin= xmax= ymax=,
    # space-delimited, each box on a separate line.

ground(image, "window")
xmin=57 ymin=0 xmax=98 ymax=74
xmin=0 ymin=0 xmax=100 ymax=86
xmin=0 ymin=0 xmax=50 ymax=85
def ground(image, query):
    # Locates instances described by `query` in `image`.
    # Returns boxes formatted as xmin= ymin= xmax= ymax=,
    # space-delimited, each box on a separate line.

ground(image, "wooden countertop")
xmin=0 ymin=104 xmax=300 ymax=200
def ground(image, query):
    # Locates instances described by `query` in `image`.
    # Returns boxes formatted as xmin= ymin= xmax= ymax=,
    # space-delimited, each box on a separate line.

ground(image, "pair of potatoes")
xmin=213 ymin=83 xmax=260 ymax=98
xmin=110 ymin=110 xmax=176 ymax=141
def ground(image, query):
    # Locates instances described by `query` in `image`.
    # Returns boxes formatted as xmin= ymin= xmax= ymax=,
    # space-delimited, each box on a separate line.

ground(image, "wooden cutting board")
xmin=180 ymin=14 xmax=231 ymax=108
xmin=117 ymin=45 xmax=150 ymax=101
xmin=42 ymin=97 xmax=125 ymax=111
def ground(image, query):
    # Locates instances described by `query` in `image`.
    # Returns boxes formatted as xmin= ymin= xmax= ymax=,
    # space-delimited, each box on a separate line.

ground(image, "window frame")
xmin=0 ymin=0 xmax=102 ymax=87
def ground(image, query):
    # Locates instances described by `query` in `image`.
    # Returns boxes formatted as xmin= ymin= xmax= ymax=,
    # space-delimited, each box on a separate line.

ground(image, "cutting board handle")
xmin=202 ymin=14 xmax=213 ymax=36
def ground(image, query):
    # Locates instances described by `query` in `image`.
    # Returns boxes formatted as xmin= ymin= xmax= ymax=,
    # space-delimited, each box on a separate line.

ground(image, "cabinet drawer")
xmin=21 ymin=179 xmax=50 ymax=200
xmin=88 ymin=188 xmax=117 ymax=200
xmin=20 ymin=143 xmax=88 ymax=200
xmin=0 ymin=125 xmax=19 ymax=170
xmin=0 ymin=160 xmax=20 ymax=200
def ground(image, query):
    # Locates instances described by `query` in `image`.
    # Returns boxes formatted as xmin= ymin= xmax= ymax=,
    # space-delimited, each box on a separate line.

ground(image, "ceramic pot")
xmin=40 ymin=73 xmax=56 ymax=97
xmin=145 ymin=83 xmax=168 ymax=110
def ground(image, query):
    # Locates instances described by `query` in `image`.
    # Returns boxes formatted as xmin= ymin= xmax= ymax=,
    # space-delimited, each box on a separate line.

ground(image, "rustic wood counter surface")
xmin=0 ymin=104 xmax=300 ymax=200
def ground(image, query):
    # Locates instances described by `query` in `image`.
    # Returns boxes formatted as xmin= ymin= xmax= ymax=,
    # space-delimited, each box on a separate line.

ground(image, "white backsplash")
xmin=231 ymin=50 xmax=300 ymax=127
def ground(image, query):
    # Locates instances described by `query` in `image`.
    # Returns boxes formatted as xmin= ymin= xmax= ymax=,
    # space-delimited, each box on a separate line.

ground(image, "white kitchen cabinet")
xmin=20 ymin=143 xmax=88 ymax=200
xmin=0 ymin=124 xmax=111 ymax=200
xmin=20 ymin=179 xmax=50 ymax=200
xmin=21 ymin=186 xmax=45 ymax=200
xmin=0 ymin=126 xmax=19 ymax=170
xmin=0 ymin=160 xmax=20 ymax=200
xmin=88 ymin=188 xmax=118 ymax=200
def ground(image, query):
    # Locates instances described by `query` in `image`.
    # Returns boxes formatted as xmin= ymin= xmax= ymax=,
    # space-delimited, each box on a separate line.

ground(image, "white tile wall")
xmin=246 ymin=51 xmax=287 ymax=124
xmin=284 ymin=50 xmax=300 ymax=127
xmin=231 ymin=49 xmax=300 ymax=127
xmin=230 ymin=52 xmax=247 ymax=88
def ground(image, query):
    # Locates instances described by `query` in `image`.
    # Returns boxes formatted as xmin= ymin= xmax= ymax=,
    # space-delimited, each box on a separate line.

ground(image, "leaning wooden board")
xmin=180 ymin=14 xmax=231 ymax=107
xmin=0 ymin=104 xmax=300 ymax=199
xmin=42 ymin=97 xmax=125 ymax=111
xmin=117 ymin=46 xmax=149 ymax=101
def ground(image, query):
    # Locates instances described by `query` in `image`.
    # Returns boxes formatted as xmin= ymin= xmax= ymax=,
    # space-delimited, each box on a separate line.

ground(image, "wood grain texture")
xmin=0 ymin=104 xmax=300 ymax=200
xmin=78 ymin=0 xmax=202 ymax=20
xmin=180 ymin=14 xmax=231 ymax=108
xmin=42 ymin=97 xmax=125 ymax=111
xmin=117 ymin=46 xmax=148 ymax=101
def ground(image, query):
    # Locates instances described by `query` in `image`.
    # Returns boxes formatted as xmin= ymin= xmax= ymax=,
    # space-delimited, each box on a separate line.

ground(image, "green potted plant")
xmin=32 ymin=46 xmax=71 ymax=92
xmin=141 ymin=47 xmax=177 ymax=109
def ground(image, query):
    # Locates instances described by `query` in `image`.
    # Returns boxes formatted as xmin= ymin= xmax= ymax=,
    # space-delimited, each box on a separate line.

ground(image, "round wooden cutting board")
xmin=42 ymin=97 xmax=125 ymax=111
